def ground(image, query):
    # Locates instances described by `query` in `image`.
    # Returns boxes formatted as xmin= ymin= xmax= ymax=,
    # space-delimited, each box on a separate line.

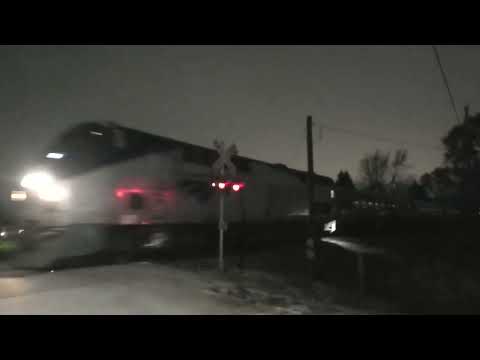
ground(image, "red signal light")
xmin=212 ymin=181 xmax=245 ymax=191
xmin=232 ymin=183 xmax=245 ymax=192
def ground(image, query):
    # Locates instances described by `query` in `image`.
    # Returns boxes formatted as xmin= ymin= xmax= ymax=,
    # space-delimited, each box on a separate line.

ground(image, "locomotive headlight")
xmin=20 ymin=171 xmax=69 ymax=202
xmin=37 ymin=183 xmax=69 ymax=202
xmin=20 ymin=171 xmax=55 ymax=191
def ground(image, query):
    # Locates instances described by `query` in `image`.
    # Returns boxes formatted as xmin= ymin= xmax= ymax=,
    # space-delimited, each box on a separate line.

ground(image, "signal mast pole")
xmin=219 ymin=166 xmax=225 ymax=272
xmin=213 ymin=140 xmax=238 ymax=273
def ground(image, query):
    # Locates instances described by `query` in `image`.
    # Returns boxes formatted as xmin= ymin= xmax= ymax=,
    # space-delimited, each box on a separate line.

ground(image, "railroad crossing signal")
xmin=212 ymin=140 xmax=238 ymax=178
xmin=212 ymin=140 xmax=239 ymax=273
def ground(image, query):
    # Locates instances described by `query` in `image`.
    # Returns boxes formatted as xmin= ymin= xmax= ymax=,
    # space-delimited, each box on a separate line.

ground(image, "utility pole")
xmin=464 ymin=105 xmax=470 ymax=123
xmin=305 ymin=115 xmax=316 ymax=281
xmin=307 ymin=116 xmax=314 ymax=225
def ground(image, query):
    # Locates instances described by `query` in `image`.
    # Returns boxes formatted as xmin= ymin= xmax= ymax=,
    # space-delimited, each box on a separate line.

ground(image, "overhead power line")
xmin=432 ymin=45 xmax=461 ymax=124
xmin=319 ymin=123 xmax=443 ymax=151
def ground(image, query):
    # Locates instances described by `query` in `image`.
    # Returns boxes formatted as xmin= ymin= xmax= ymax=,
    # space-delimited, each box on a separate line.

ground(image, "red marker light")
xmin=116 ymin=188 xmax=144 ymax=198
xmin=232 ymin=184 xmax=240 ymax=192
xmin=218 ymin=182 xmax=226 ymax=190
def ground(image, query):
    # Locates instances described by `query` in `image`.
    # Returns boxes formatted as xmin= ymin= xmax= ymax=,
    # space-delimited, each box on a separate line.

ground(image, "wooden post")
xmin=307 ymin=116 xmax=314 ymax=224
xmin=306 ymin=115 xmax=316 ymax=281
xmin=357 ymin=253 xmax=365 ymax=294
xmin=238 ymin=191 xmax=247 ymax=270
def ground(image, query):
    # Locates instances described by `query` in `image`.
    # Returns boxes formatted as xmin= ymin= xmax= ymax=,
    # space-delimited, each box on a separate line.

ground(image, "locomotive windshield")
xmin=41 ymin=123 xmax=116 ymax=178
xmin=38 ymin=122 xmax=168 ymax=179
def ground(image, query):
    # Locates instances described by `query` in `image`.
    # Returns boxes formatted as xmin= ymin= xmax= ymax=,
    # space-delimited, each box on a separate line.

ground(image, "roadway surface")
xmin=0 ymin=234 xmax=390 ymax=315
xmin=0 ymin=262 xmax=268 ymax=315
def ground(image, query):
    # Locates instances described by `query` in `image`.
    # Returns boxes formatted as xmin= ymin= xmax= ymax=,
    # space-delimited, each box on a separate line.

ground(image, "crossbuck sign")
xmin=212 ymin=140 xmax=238 ymax=178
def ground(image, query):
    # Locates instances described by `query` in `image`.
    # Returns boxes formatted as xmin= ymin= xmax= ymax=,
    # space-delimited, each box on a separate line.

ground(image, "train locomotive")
xmin=9 ymin=122 xmax=336 ymax=266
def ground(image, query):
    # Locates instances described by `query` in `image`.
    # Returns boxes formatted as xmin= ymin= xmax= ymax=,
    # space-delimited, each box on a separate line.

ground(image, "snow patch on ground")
xmin=203 ymin=283 xmax=313 ymax=315
xmin=172 ymin=259 xmax=370 ymax=315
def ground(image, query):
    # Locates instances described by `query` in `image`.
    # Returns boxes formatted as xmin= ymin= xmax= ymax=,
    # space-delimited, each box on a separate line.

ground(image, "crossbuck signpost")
xmin=212 ymin=140 xmax=238 ymax=272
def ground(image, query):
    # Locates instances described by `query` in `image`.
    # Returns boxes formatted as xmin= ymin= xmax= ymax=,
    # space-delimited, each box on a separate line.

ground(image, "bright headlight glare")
xmin=37 ymin=183 xmax=69 ymax=202
xmin=20 ymin=172 xmax=54 ymax=190
xmin=20 ymin=172 xmax=68 ymax=202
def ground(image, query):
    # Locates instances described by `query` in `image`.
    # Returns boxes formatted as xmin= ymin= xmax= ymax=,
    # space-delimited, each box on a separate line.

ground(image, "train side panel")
xmin=15 ymin=152 xmax=332 ymax=228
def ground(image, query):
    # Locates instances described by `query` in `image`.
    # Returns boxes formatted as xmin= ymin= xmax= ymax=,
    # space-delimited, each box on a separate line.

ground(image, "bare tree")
xmin=359 ymin=148 xmax=410 ymax=193
xmin=359 ymin=150 xmax=390 ymax=192
xmin=390 ymin=149 xmax=409 ymax=187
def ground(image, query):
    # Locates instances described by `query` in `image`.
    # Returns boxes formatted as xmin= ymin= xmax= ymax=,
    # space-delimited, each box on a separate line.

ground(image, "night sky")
xmin=2 ymin=45 xmax=480 ymax=185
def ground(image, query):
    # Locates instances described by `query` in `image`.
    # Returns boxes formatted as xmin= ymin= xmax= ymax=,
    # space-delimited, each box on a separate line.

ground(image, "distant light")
xmin=211 ymin=182 xmax=216 ymax=188
xmin=90 ymin=131 xmax=103 ymax=136
xmin=232 ymin=184 xmax=240 ymax=192
xmin=218 ymin=182 xmax=226 ymax=190
xmin=11 ymin=191 xmax=27 ymax=201
xmin=18 ymin=229 xmax=24 ymax=234
xmin=0 ymin=231 xmax=6 ymax=237
xmin=116 ymin=190 xmax=124 ymax=198
xmin=330 ymin=190 xmax=335 ymax=199
xmin=46 ymin=153 xmax=64 ymax=159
